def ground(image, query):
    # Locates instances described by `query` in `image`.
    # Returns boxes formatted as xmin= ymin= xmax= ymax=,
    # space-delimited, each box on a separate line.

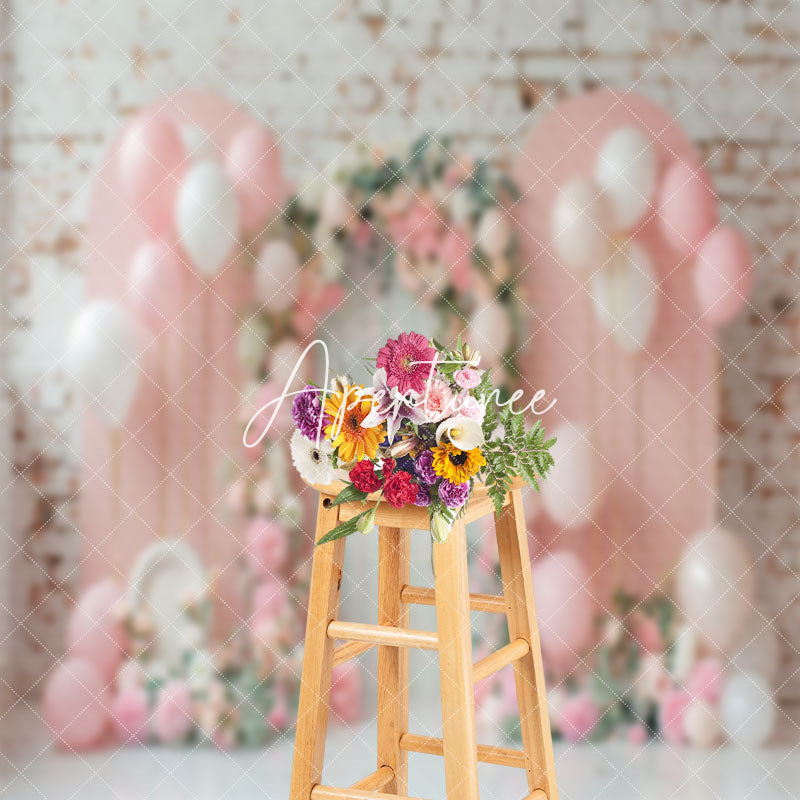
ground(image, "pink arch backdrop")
xmin=514 ymin=90 xmax=719 ymax=602
xmin=82 ymin=92 xmax=289 ymax=633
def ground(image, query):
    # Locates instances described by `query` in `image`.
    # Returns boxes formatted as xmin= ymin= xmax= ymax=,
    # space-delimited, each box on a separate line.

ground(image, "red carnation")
xmin=349 ymin=460 xmax=383 ymax=493
xmin=380 ymin=458 xmax=396 ymax=479
xmin=383 ymin=471 xmax=418 ymax=509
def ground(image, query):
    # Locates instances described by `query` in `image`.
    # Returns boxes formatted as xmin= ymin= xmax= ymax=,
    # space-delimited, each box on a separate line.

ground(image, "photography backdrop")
xmin=2 ymin=0 xmax=798 ymax=719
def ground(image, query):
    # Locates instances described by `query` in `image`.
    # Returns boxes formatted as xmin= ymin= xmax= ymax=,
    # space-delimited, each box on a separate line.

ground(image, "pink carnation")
xmin=453 ymin=393 xmax=486 ymax=424
xmin=686 ymin=657 xmax=724 ymax=704
xmin=111 ymin=686 xmax=150 ymax=743
xmin=454 ymin=367 xmax=482 ymax=389
xmin=245 ymin=517 xmax=290 ymax=575
xmin=330 ymin=663 xmax=363 ymax=724
xmin=421 ymin=377 xmax=454 ymax=422
xmin=153 ymin=681 xmax=193 ymax=744
xmin=560 ymin=693 xmax=600 ymax=743
xmin=659 ymin=687 xmax=690 ymax=745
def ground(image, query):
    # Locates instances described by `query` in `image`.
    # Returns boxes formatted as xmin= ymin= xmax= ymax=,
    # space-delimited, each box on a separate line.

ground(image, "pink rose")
xmin=560 ymin=693 xmax=600 ymax=743
xmin=659 ymin=687 xmax=690 ymax=745
xmin=454 ymin=368 xmax=482 ymax=389
xmin=245 ymin=517 xmax=290 ymax=575
xmin=153 ymin=681 xmax=193 ymax=744
xmin=632 ymin=614 xmax=665 ymax=654
xmin=330 ymin=663 xmax=363 ymax=724
xmin=627 ymin=723 xmax=649 ymax=745
xmin=111 ymin=686 xmax=150 ymax=743
xmin=251 ymin=578 xmax=289 ymax=621
xmin=686 ymin=657 xmax=724 ymax=704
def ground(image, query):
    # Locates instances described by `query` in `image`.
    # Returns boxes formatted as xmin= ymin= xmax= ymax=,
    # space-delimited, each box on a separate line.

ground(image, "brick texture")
xmin=2 ymin=0 xmax=799 ymax=708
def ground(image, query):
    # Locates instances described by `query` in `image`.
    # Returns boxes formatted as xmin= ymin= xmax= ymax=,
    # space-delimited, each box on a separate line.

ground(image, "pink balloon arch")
xmin=513 ymin=90 xmax=750 ymax=618
xmin=81 ymin=91 xmax=289 ymax=634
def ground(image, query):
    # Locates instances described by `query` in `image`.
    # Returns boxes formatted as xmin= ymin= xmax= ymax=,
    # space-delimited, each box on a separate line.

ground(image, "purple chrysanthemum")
xmin=413 ymin=485 xmax=432 ymax=507
xmin=414 ymin=450 xmax=437 ymax=485
xmin=292 ymin=385 xmax=329 ymax=441
xmin=438 ymin=479 xmax=470 ymax=508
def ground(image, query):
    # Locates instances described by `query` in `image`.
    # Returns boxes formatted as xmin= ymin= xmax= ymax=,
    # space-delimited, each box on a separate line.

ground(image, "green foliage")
xmin=316 ymin=507 xmax=375 ymax=545
xmin=480 ymin=406 xmax=556 ymax=515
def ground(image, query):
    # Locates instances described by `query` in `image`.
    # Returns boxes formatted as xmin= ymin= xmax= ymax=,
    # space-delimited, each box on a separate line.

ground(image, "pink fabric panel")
xmin=514 ymin=90 xmax=717 ymax=600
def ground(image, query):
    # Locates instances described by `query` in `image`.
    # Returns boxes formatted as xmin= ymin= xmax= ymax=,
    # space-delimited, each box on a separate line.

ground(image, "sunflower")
xmin=324 ymin=385 xmax=385 ymax=462
xmin=431 ymin=442 xmax=486 ymax=484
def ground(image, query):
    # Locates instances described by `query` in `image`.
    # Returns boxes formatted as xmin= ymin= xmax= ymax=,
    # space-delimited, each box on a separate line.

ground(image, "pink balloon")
xmin=693 ymin=226 xmax=753 ymax=327
xmin=128 ymin=240 xmax=184 ymax=333
xmin=531 ymin=550 xmax=594 ymax=672
xmin=67 ymin=580 xmax=129 ymax=680
xmin=119 ymin=114 xmax=185 ymax=235
xmin=43 ymin=658 xmax=110 ymax=751
xmin=225 ymin=124 xmax=288 ymax=234
xmin=658 ymin=161 xmax=717 ymax=257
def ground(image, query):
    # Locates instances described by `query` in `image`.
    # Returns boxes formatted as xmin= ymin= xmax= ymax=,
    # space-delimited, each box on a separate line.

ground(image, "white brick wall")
xmin=3 ymin=0 xmax=799 ymax=706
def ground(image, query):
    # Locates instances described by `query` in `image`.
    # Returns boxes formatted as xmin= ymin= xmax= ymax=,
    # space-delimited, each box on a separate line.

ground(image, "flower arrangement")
xmin=289 ymin=332 xmax=556 ymax=544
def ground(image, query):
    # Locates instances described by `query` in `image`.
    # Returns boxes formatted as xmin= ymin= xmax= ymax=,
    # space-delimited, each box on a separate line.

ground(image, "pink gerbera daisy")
xmin=376 ymin=332 xmax=436 ymax=395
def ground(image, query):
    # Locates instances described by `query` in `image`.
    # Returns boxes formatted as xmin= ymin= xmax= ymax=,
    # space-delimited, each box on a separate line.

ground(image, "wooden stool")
xmin=289 ymin=478 xmax=558 ymax=800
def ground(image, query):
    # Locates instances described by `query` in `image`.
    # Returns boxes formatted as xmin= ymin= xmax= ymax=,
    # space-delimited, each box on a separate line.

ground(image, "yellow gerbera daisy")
xmin=324 ymin=385 xmax=384 ymax=463
xmin=431 ymin=442 xmax=486 ymax=484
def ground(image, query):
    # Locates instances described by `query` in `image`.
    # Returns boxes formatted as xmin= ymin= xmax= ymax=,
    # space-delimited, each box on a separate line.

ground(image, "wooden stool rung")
xmin=327 ymin=620 xmax=438 ymax=650
xmin=399 ymin=733 xmax=527 ymax=769
xmin=349 ymin=766 xmax=394 ymax=792
xmin=472 ymin=637 xmax=530 ymax=683
xmin=332 ymin=640 xmax=375 ymax=667
xmin=400 ymin=585 xmax=507 ymax=614
xmin=311 ymin=786 xmax=426 ymax=800
xmin=525 ymin=792 xmax=548 ymax=800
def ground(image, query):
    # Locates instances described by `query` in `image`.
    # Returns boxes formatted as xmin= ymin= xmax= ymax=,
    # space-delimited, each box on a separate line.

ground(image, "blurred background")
xmin=1 ymin=1 xmax=799 ymax=799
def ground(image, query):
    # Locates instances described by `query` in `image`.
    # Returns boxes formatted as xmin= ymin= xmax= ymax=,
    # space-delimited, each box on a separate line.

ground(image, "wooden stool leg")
xmin=495 ymin=489 xmax=558 ymax=800
xmin=377 ymin=526 xmax=411 ymax=794
xmin=433 ymin=518 xmax=480 ymax=800
xmin=290 ymin=496 xmax=346 ymax=800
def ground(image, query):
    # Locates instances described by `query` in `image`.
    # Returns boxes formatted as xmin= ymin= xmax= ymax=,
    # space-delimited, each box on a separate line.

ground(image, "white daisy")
xmin=290 ymin=428 xmax=335 ymax=485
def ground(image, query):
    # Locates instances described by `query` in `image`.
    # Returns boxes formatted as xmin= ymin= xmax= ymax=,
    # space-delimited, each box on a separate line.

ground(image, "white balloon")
xmin=540 ymin=423 xmax=597 ymax=527
xmin=731 ymin=616 xmax=781 ymax=685
xmin=670 ymin=623 xmax=699 ymax=683
xmin=684 ymin=699 xmax=722 ymax=748
xmin=594 ymin=126 xmax=657 ymax=230
xmin=676 ymin=528 xmax=756 ymax=653
xmin=477 ymin=207 xmax=511 ymax=259
xmin=590 ymin=241 xmax=658 ymax=352
xmin=720 ymin=671 xmax=776 ymax=747
xmin=255 ymin=240 xmax=300 ymax=312
xmin=551 ymin=176 xmax=613 ymax=275
xmin=176 ymin=160 xmax=240 ymax=277
xmin=65 ymin=300 xmax=141 ymax=426
xmin=468 ymin=300 xmax=512 ymax=369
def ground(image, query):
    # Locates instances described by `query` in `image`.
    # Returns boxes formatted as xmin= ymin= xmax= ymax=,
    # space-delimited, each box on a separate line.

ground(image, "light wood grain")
xmin=495 ymin=489 xmax=558 ymax=800
xmin=349 ymin=766 xmax=394 ymax=792
xmin=400 ymin=585 xmax=507 ymax=614
xmin=472 ymin=637 xmax=530 ymax=683
xmin=332 ymin=640 xmax=375 ymax=667
xmin=525 ymin=791 xmax=548 ymax=800
xmin=311 ymin=786 xmax=424 ymax=800
xmin=377 ymin=526 xmax=410 ymax=794
xmin=433 ymin=517 xmax=480 ymax=800
xmin=289 ymin=496 xmax=346 ymax=800
xmin=327 ymin=619 xmax=438 ymax=650
xmin=399 ymin=733 xmax=527 ymax=769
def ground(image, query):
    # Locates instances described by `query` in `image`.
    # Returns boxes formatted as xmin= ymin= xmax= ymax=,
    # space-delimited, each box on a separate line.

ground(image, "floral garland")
xmin=289 ymin=331 xmax=555 ymax=544
xmin=283 ymin=135 xmax=525 ymax=384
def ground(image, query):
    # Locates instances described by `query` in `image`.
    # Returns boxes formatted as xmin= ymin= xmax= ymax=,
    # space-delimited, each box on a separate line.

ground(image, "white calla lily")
xmin=435 ymin=415 xmax=484 ymax=450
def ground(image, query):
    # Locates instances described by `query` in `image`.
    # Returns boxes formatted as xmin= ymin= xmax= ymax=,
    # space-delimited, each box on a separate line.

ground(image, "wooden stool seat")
xmin=289 ymin=479 xmax=559 ymax=800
